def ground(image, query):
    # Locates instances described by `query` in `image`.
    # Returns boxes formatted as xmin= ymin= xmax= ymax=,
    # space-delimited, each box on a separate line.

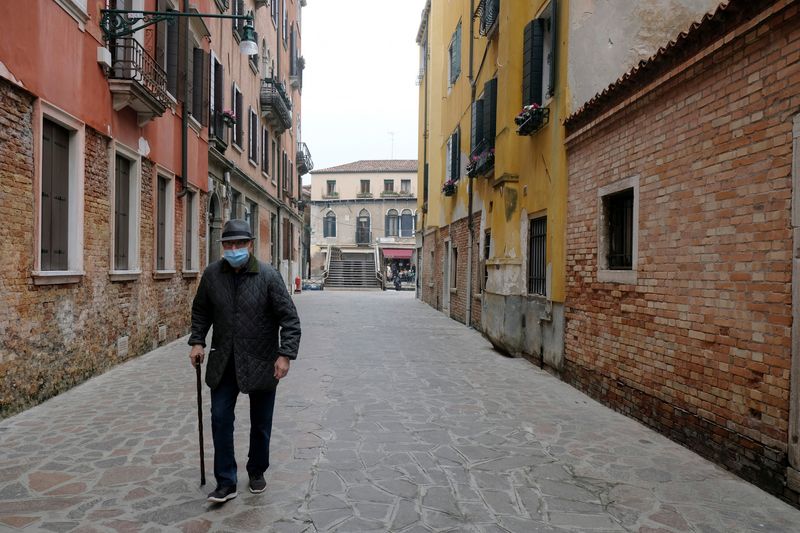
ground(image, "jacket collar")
xmin=220 ymin=253 xmax=259 ymax=274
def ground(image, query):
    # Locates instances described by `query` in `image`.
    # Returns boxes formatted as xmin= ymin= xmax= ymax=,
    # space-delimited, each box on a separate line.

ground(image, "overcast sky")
xmin=300 ymin=0 xmax=427 ymax=176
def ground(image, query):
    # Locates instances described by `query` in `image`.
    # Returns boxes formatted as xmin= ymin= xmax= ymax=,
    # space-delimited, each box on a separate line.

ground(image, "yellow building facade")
xmin=417 ymin=0 xmax=569 ymax=368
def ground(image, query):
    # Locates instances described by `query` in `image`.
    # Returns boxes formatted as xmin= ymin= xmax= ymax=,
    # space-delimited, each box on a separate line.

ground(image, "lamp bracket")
xmin=100 ymin=9 xmax=253 ymax=41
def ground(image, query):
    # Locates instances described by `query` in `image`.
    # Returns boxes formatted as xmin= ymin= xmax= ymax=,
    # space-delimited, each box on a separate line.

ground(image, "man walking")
xmin=188 ymin=219 xmax=301 ymax=503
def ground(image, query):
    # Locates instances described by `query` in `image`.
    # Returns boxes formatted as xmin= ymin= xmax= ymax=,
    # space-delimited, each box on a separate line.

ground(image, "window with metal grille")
xmin=605 ymin=189 xmax=633 ymax=269
xmin=156 ymin=176 xmax=168 ymax=270
xmin=483 ymin=230 xmax=491 ymax=291
xmin=323 ymin=211 xmax=336 ymax=237
xmin=527 ymin=216 xmax=546 ymax=295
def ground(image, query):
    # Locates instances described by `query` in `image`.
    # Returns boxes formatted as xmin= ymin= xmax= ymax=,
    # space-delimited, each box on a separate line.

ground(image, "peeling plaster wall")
xmin=568 ymin=0 xmax=721 ymax=111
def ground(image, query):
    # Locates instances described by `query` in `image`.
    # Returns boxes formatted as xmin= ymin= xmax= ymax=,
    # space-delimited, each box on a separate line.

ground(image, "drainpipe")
xmin=420 ymin=7 xmax=430 ymax=301
xmin=464 ymin=0 xmax=476 ymax=327
xmin=177 ymin=0 xmax=190 ymax=199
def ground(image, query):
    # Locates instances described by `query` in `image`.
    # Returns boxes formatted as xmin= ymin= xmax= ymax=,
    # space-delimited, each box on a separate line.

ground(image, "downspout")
xmin=464 ymin=0 xmax=476 ymax=327
xmin=420 ymin=8 xmax=430 ymax=301
xmin=177 ymin=0 xmax=190 ymax=199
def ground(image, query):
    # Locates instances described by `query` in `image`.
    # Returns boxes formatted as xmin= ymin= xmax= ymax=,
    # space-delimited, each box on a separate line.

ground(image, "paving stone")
xmin=346 ymin=484 xmax=395 ymax=504
xmin=421 ymin=486 xmax=460 ymax=516
xmin=391 ymin=499 xmax=420 ymax=531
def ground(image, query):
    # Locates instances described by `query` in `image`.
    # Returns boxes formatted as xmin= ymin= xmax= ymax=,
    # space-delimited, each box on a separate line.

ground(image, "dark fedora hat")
xmin=219 ymin=219 xmax=254 ymax=242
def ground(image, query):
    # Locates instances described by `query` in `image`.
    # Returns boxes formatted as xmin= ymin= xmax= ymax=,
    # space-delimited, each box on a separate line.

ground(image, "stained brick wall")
xmin=420 ymin=213 xmax=482 ymax=329
xmin=0 ymin=79 xmax=203 ymax=418
xmin=565 ymin=7 xmax=799 ymax=500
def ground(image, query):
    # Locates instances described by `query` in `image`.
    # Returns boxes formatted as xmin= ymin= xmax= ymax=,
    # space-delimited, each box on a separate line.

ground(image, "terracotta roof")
xmin=564 ymin=0 xmax=778 ymax=131
xmin=312 ymin=160 xmax=418 ymax=174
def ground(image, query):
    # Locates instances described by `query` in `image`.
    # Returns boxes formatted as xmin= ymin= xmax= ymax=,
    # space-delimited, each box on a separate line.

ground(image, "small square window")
xmin=597 ymin=176 xmax=639 ymax=284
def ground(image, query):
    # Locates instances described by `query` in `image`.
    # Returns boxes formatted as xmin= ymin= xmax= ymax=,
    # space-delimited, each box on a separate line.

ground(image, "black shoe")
xmin=207 ymin=485 xmax=238 ymax=503
xmin=249 ymin=473 xmax=267 ymax=494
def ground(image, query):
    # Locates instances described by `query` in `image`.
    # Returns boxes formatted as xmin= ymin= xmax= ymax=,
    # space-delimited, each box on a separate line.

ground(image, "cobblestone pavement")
xmin=2 ymin=291 xmax=800 ymax=532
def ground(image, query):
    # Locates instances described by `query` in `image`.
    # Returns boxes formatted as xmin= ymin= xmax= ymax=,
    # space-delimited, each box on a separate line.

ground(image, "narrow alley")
xmin=1 ymin=291 xmax=799 ymax=532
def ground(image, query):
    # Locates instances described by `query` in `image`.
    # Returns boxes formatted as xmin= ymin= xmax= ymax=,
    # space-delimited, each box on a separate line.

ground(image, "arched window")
xmin=323 ymin=211 xmax=336 ymax=237
xmin=356 ymin=209 xmax=371 ymax=244
xmin=400 ymin=209 xmax=414 ymax=237
xmin=385 ymin=209 xmax=399 ymax=237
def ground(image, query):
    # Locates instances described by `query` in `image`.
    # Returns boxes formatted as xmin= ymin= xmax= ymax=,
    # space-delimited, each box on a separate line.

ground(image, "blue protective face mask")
xmin=223 ymin=248 xmax=249 ymax=268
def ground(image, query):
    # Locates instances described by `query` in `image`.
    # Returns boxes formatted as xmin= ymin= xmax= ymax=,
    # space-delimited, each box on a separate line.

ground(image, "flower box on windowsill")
xmin=515 ymin=105 xmax=550 ymax=136
xmin=322 ymin=192 xmax=339 ymax=199
xmin=442 ymin=180 xmax=457 ymax=196
xmin=380 ymin=191 xmax=399 ymax=197
xmin=468 ymin=147 xmax=495 ymax=178
xmin=357 ymin=192 xmax=373 ymax=198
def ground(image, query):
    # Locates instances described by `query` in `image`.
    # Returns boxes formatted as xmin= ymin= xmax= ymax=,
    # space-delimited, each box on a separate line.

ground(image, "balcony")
xmin=467 ymin=139 xmax=495 ymax=178
xmin=108 ymin=38 xmax=171 ymax=126
xmin=296 ymin=142 xmax=313 ymax=175
xmin=356 ymin=192 xmax=373 ymax=199
xmin=260 ymin=78 xmax=292 ymax=133
xmin=209 ymin=111 xmax=230 ymax=153
xmin=476 ymin=0 xmax=500 ymax=38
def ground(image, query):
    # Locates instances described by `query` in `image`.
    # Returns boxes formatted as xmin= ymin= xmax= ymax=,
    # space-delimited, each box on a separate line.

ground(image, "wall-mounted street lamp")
xmin=100 ymin=8 xmax=257 ymax=55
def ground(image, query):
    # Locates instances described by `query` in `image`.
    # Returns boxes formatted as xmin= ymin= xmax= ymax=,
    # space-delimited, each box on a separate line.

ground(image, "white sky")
xmin=300 ymin=0 xmax=427 ymax=177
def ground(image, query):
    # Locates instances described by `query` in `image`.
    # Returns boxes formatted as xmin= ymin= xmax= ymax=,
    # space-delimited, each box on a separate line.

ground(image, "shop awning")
xmin=382 ymin=248 xmax=414 ymax=259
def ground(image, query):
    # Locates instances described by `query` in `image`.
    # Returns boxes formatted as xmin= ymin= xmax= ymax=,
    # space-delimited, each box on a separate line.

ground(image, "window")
xmin=483 ymin=230 xmax=491 ymax=292
xmin=271 ymin=0 xmax=279 ymax=27
xmin=450 ymin=247 xmax=458 ymax=288
xmin=448 ymin=22 xmax=461 ymax=86
xmin=230 ymin=189 xmax=242 ymax=219
xmin=282 ymin=0 xmax=288 ymax=45
xmin=185 ymin=190 xmax=199 ymax=271
xmin=35 ymin=105 xmax=85 ymax=283
xmin=605 ymin=190 xmax=633 ymax=270
xmin=446 ymin=128 xmax=460 ymax=182
xmin=246 ymin=200 xmax=258 ymax=248
xmin=261 ymin=127 xmax=269 ymax=174
xmin=156 ymin=173 xmax=176 ymax=272
xmin=523 ymin=1 xmax=557 ymax=106
xmin=232 ymin=0 xmax=245 ymax=38
xmin=360 ymin=180 xmax=370 ymax=194
xmin=271 ymin=140 xmax=277 ymax=183
xmin=400 ymin=209 xmax=413 ymax=237
xmin=232 ymin=85 xmax=243 ymax=148
xmin=323 ymin=211 xmax=336 ymax=238
xmin=190 ymin=46 xmax=209 ymax=126
xmin=249 ymin=108 xmax=258 ymax=164
xmin=270 ymin=213 xmax=278 ymax=264
xmin=598 ymin=176 xmax=639 ymax=284
xmin=112 ymin=146 xmax=141 ymax=274
xmin=384 ymin=179 xmax=394 ymax=193
xmin=55 ymin=0 xmax=89 ymax=28
xmin=385 ymin=209 xmax=399 ymax=237
xmin=155 ymin=0 xmax=181 ymax=99
xmin=282 ymin=151 xmax=288 ymax=194
xmin=326 ymin=180 xmax=336 ymax=196
xmin=401 ymin=179 xmax=411 ymax=194
xmin=528 ymin=216 xmax=546 ymax=295
xmin=210 ymin=54 xmax=224 ymax=139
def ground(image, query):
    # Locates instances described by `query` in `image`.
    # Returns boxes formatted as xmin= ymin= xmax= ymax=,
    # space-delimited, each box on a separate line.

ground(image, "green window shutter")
xmin=482 ymin=78 xmax=498 ymax=150
xmin=471 ymin=99 xmax=484 ymax=152
xmin=522 ymin=20 xmax=534 ymax=106
xmin=531 ymin=19 xmax=544 ymax=105
xmin=548 ymin=0 xmax=558 ymax=98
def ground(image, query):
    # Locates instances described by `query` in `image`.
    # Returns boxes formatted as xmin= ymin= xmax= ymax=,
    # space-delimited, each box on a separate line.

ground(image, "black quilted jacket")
xmin=188 ymin=255 xmax=301 ymax=392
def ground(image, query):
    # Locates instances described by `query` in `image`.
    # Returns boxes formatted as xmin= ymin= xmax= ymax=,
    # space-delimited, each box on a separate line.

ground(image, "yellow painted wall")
xmin=418 ymin=0 xmax=569 ymax=303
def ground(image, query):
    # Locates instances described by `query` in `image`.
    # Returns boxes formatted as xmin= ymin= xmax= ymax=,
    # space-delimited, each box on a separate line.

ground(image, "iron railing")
xmin=296 ymin=141 xmax=313 ymax=175
xmin=209 ymin=110 xmax=230 ymax=152
xmin=356 ymin=228 xmax=372 ymax=246
xmin=260 ymin=77 xmax=292 ymax=133
xmin=109 ymin=37 xmax=171 ymax=111
xmin=476 ymin=0 xmax=499 ymax=37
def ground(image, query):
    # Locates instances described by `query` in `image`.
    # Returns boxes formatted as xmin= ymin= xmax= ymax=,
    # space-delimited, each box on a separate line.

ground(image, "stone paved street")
xmin=1 ymin=291 xmax=800 ymax=532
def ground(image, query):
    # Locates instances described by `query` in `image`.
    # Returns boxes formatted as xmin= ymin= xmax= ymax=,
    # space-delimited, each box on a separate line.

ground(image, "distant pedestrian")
xmin=188 ymin=219 xmax=301 ymax=504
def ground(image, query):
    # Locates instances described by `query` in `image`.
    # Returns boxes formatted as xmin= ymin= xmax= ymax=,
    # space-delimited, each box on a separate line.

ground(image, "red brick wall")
xmin=420 ymin=213 xmax=483 ymax=329
xmin=0 ymin=79 xmax=202 ymax=418
xmin=565 ymin=8 xmax=799 ymax=498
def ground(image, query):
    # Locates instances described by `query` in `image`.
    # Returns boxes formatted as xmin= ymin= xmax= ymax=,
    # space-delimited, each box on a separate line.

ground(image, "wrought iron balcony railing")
xmin=476 ymin=0 xmax=499 ymax=37
xmin=467 ymin=139 xmax=495 ymax=178
xmin=260 ymin=78 xmax=292 ymax=133
xmin=108 ymin=37 xmax=171 ymax=125
xmin=296 ymin=142 xmax=313 ymax=175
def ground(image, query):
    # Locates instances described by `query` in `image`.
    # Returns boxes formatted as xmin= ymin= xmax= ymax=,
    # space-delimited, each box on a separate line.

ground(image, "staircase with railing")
xmin=323 ymin=247 xmax=381 ymax=290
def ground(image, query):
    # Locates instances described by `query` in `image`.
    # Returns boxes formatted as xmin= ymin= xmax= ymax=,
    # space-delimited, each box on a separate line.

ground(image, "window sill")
xmin=154 ymin=270 xmax=176 ymax=280
xmin=450 ymin=288 xmax=458 ymax=294
xmin=182 ymin=271 xmax=199 ymax=279
xmin=231 ymin=143 xmax=243 ymax=154
xmin=249 ymin=60 xmax=259 ymax=76
xmin=54 ymin=0 xmax=89 ymax=31
xmin=249 ymin=158 xmax=258 ymax=168
xmin=597 ymin=269 xmax=638 ymax=284
xmin=32 ymin=271 xmax=84 ymax=286
xmin=109 ymin=270 xmax=142 ymax=282
xmin=188 ymin=116 xmax=202 ymax=135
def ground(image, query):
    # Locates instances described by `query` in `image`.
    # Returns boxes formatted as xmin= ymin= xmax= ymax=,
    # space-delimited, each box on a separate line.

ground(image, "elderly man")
xmin=189 ymin=219 xmax=301 ymax=503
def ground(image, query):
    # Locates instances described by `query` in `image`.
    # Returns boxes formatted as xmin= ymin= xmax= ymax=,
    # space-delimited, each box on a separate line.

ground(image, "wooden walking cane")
xmin=195 ymin=362 xmax=206 ymax=486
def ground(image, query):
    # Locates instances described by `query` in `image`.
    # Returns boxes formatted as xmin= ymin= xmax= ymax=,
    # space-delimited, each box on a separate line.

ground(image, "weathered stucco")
xmin=568 ymin=0 xmax=721 ymax=111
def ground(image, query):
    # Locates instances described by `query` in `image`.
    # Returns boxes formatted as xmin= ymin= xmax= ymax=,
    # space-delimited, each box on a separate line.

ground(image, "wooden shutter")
xmin=185 ymin=192 xmax=193 ymax=270
xmin=548 ymin=0 xmax=558 ymax=98
xmin=451 ymin=128 xmax=460 ymax=180
xmin=531 ymin=19 xmax=544 ymax=105
xmin=455 ymin=24 xmax=461 ymax=79
xmin=192 ymin=48 xmax=203 ymax=120
xmin=471 ymin=99 xmax=484 ymax=152
xmin=522 ymin=20 xmax=534 ymax=106
xmin=157 ymin=177 xmax=167 ymax=270
xmin=155 ymin=0 xmax=167 ymax=70
xmin=482 ymin=78 xmax=498 ymax=149
xmin=42 ymin=120 xmax=70 ymax=271
xmin=201 ymin=50 xmax=210 ymax=125
xmin=115 ymin=155 xmax=130 ymax=270
xmin=236 ymin=90 xmax=243 ymax=146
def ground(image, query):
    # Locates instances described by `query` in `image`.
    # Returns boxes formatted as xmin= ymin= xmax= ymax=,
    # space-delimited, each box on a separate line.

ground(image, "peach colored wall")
xmin=0 ymin=0 xmax=210 ymax=191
